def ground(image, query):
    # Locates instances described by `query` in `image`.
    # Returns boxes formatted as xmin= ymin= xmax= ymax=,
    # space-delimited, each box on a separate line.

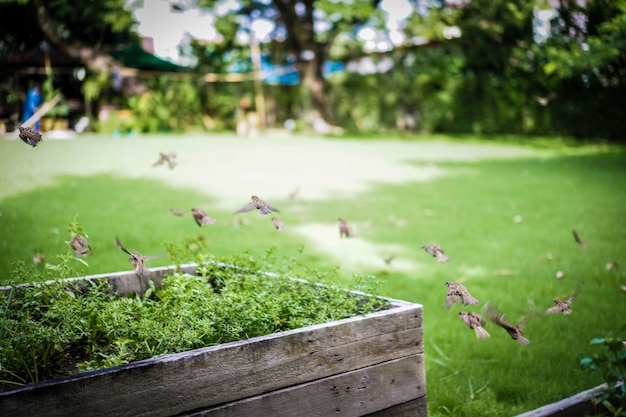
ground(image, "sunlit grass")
xmin=0 ymin=133 xmax=625 ymax=416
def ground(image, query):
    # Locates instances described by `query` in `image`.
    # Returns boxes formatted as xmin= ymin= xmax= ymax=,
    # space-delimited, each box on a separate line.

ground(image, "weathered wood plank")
xmin=182 ymin=355 xmax=426 ymax=417
xmin=365 ymin=397 xmax=428 ymax=417
xmin=514 ymin=383 xmax=610 ymax=417
xmin=0 ymin=302 xmax=423 ymax=417
xmin=0 ymin=264 xmax=198 ymax=297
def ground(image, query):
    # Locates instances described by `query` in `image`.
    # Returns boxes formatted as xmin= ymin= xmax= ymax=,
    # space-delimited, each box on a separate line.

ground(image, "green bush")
xmin=0 ymin=246 xmax=386 ymax=390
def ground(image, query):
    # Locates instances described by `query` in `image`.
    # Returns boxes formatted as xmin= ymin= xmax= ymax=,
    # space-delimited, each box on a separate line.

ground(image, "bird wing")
xmin=446 ymin=289 xmax=462 ymax=309
xmin=265 ymin=203 xmax=279 ymax=212
xmin=114 ymin=237 xmax=133 ymax=256
xmin=202 ymin=215 xmax=216 ymax=225
xmin=544 ymin=305 xmax=562 ymax=315
xmin=235 ymin=202 xmax=256 ymax=213
xmin=572 ymin=230 xmax=586 ymax=245
xmin=484 ymin=303 xmax=516 ymax=331
xmin=153 ymin=154 xmax=166 ymax=166
xmin=460 ymin=289 xmax=480 ymax=305
xmin=140 ymin=254 xmax=162 ymax=261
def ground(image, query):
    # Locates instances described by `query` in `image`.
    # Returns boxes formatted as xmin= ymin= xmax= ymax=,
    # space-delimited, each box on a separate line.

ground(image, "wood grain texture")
xmin=365 ymin=398 xmax=428 ymax=417
xmin=182 ymin=355 xmax=425 ymax=417
xmin=0 ymin=264 xmax=198 ymax=297
xmin=1 ymin=299 xmax=423 ymax=417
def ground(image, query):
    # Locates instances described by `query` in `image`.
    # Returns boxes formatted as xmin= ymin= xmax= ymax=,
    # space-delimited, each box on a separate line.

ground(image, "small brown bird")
xmin=170 ymin=208 xmax=186 ymax=217
xmin=544 ymin=287 xmax=581 ymax=315
xmin=272 ymin=217 xmax=284 ymax=231
xmin=114 ymin=237 xmax=161 ymax=276
xmin=236 ymin=195 xmax=279 ymax=215
xmin=288 ymin=186 xmax=300 ymax=202
xmin=422 ymin=244 xmax=450 ymax=262
xmin=338 ymin=218 xmax=356 ymax=238
xmin=484 ymin=303 xmax=531 ymax=345
xmin=191 ymin=208 xmax=216 ymax=226
xmin=572 ymin=229 xmax=587 ymax=247
xmin=69 ymin=235 xmax=92 ymax=257
xmin=383 ymin=255 xmax=396 ymax=266
xmin=18 ymin=126 xmax=43 ymax=147
xmin=33 ymin=253 xmax=46 ymax=264
xmin=153 ymin=152 xmax=177 ymax=169
xmin=445 ymin=281 xmax=480 ymax=309
xmin=458 ymin=312 xmax=491 ymax=340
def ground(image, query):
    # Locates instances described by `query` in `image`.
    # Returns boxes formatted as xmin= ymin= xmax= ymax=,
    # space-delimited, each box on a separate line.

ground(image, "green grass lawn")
xmin=1 ymin=132 xmax=625 ymax=416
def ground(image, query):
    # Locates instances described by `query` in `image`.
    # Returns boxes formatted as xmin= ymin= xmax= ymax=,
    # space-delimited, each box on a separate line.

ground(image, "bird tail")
xmin=260 ymin=207 xmax=270 ymax=215
xmin=474 ymin=326 xmax=491 ymax=340
xmin=436 ymin=253 xmax=450 ymax=263
xmin=463 ymin=294 xmax=480 ymax=305
xmin=517 ymin=335 xmax=531 ymax=345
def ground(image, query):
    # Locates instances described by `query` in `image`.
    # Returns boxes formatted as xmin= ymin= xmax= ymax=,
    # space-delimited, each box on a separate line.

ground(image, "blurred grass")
xmin=0 ymin=133 xmax=625 ymax=416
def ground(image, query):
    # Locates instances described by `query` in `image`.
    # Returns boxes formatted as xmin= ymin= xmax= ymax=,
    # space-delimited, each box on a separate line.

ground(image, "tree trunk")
xmin=33 ymin=0 xmax=145 ymax=96
xmin=300 ymin=47 xmax=331 ymax=124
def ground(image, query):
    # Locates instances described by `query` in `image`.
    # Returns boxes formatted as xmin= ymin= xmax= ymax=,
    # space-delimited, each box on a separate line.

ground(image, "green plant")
xmin=0 ymin=244 xmax=387 ymax=390
xmin=581 ymin=337 xmax=626 ymax=416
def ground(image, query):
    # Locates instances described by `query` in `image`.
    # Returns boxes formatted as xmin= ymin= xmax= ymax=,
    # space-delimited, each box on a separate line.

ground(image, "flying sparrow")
xmin=338 ymin=218 xmax=356 ymax=238
xmin=458 ymin=311 xmax=491 ymax=340
xmin=422 ymin=244 xmax=450 ymax=262
xmin=272 ymin=217 xmax=284 ymax=231
xmin=170 ymin=208 xmax=186 ymax=217
xmin=236 ymin=195 xmax=279 ymax=215
xmin=445 ymin=281 xmax=480 ymax=309
xmin=288 ymin=186 xmax=300 ymax=202
xmin=153 ymin=152 xmax=177 ymax=169
xmin=484 ymin=302 xmax=531 ymax=345
xmin=544 ymin=287 xmax=581 ymax=315
xmin=572 ymin=230 xmax=587 ymax=246
xmin=383 ymin=255 xmax=396 ymax=266
xmin=191 ymin=208 xmax=216 ymax=226
xmin=69 ymin=235 xmax=92 ymax=257
xmin=18 ymin=126 xmax=43 ymax=147
xmin=33 ymin=253 xmax=46 ymax=264
xmin=114 ymin=237 xmax=161 ymax=276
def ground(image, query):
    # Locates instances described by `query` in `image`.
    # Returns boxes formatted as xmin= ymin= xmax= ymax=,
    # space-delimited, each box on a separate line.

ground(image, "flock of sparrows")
xmin=19 ymin=134 xmax=613 ymax=336
xmin=67 ymin=192 xmax=285 ymax=275
xmin=419 ymin=235 xmax=588 ymax=345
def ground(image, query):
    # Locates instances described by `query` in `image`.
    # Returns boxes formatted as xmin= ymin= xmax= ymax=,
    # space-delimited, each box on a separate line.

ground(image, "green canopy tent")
xmin=112 ymin=44 xmax=186 ymax=72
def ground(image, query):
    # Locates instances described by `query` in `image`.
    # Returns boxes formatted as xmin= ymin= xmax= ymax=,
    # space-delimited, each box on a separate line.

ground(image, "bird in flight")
xmin=544 ymin=286 xmax=582 ymax=315
xmin=236 ymin=195 xmax=279 ymax=215
xmin=69 ymin=234 xmax=92 ymax=257
xmin=422 ymin=244 xmax=450 ymax=262
xmin=272 ymin=217 xmax=284 ymax=231
xmin=484 ymin=302 xmax=532 ymax=345
xmin=19 ymin=126 xmax=43 ymax=147
xmin=153 ymin=152 xmax=177 ymax=169
xmin=338 ymin=218 xmax=356 ymax=238
xmin=114 ymin=237 xmax=161 ymax=276
xmin=191 ymin=208 xmax=216 ymax=226
xmin=445 ymin=281 xmax=480 ymax=309
xmin=572 ymin=230 xmax=587 ymax=246
xmin=458 ymin=311 xmax=491 ymax=340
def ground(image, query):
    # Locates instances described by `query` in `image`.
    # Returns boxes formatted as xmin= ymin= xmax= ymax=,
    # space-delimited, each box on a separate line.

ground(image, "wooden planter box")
xmin=514 ymin=383 xmax=615 ymax=417
xmin=0 ymin=264 xmax=426 ymax=417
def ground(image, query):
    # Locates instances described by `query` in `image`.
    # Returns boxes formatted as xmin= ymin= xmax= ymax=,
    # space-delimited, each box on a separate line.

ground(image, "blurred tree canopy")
xmin=0 ymin=0 xmax=624 ymax=140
